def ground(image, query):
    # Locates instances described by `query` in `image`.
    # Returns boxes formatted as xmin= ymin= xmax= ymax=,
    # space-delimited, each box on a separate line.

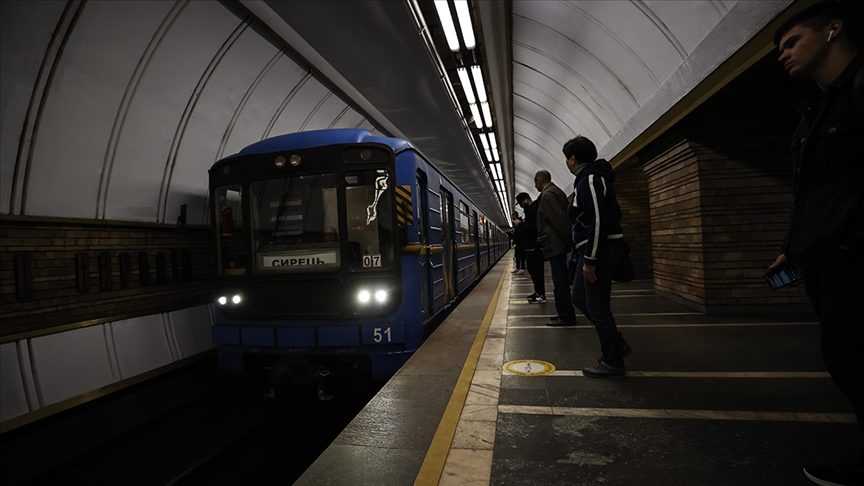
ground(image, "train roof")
xmin=232 ymin=129 xmax=413 ymax=158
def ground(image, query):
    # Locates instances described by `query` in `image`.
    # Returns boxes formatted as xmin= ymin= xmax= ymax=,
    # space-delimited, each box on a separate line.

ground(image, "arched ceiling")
xmin=1 ymin=0 xmax=794 ymax=228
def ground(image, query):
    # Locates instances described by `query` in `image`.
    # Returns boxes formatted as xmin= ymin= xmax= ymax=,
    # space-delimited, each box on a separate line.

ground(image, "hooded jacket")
xmin=567 ymin=159 xmax=624 ymax=263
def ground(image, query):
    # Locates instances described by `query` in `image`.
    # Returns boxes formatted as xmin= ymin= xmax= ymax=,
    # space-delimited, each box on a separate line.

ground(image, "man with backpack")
xmin=564 ymin=135 xmax=632 ymax=379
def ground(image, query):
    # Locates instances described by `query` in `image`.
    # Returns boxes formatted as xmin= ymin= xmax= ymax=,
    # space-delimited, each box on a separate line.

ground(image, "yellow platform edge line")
xmin=413 ymin=263 xmax=507 ymax=486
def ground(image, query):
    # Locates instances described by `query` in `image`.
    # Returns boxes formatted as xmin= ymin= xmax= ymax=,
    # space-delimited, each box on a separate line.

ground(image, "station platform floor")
xmin=294 ymin=252 xmax=859 ymax=486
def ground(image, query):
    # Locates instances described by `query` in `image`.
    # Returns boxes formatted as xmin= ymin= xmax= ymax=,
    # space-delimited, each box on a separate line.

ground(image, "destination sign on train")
xmin=262 ymin=252 xmax=337 ymax=268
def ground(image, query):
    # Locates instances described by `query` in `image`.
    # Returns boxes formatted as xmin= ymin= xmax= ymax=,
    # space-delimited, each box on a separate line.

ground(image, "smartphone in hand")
xmin=764 ymin=264 xmax=804 ymax=290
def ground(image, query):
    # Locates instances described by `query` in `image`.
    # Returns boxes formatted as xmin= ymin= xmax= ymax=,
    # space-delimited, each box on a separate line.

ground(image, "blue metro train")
xmin=209 ymin=129 xmax=508 ymax=384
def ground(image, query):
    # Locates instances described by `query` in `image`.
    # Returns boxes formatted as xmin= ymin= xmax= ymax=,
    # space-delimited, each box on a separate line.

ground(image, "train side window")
xmin=459 ymin=202 xmax=471 ymax=244
xmin=345 ymin=169 xmax=394 ymax=271
xmin=214 ymin=184 xmax=246 ymax=275
xmin=440 ymin=189 xmax=452 ymax=244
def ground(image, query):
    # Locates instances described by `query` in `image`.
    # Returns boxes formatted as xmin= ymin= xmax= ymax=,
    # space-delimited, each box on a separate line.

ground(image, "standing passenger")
xmin=770 ymin=2 xmax=863 ymax=485
xmin=516 ymin=192 xmax=546 ymax=303
xmin=534 ymin=170 xmax=576 ymax=326
xmin=564 ymin=136 xmax=631 ymax=379
xmin=512 ymin=213 xmax=526 ymax=275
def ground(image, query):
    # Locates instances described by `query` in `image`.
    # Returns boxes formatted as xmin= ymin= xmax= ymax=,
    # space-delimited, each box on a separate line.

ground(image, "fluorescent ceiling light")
xmin=481 ymin=102 xmax=492 ymax=127
xmin=457 ymin=68 xmax=474 ymax=104
xmin=485 ymin=149 xmax=492 ymax=162
xmin=479 ymin=133 xmax=489 ymax=150
xmin=469 ymin=103 xmax=483 ymax=129
xmin=493 ymin=163 xmax=502 ymax=180
xmin=454 ymin=0 xmax=476 ymax=50
xmin=489 ymin=132 xmax=498 ymax=150
xmin=493 ymin=150 xmax=499 ymax=162
xmin=470 ymin=65 xmax=487 ymax=102
xmin=434 ymin=0 xmax=460 ymax=52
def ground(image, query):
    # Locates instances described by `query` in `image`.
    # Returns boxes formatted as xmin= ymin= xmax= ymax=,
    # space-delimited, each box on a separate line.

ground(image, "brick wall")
xmin=637 ymin=55 xmax=812 ymax=310
xmin=642 ymin=133 xmax=706 ymax=304
xmin=0 ymin=217 xmax=213 ymax=338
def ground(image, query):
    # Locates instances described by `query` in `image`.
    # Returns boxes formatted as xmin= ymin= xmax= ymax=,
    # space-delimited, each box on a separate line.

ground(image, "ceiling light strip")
xmin=454 ymin=0 xmax=476 ymax=50
xmin=433 ymin=0 xmax=460 ymax=52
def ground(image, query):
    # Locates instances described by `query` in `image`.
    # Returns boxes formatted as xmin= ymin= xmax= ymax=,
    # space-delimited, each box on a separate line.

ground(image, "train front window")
xmin=250 ymin=173 xmax=339 ymax=273
xmin=345 ymin=169 xmax=394 ymax=270
xmin=214 ymin=184 xmax=246 ymax=275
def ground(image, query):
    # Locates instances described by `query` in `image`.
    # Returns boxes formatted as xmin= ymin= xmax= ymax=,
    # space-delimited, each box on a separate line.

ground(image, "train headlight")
xmin=217 ymin=293 xmax=243 ymax=306
xmin=352 ymin=278 xmax=399 ymax=314
xmin=289 ymin=154 xmax=302 ymax=167
xmin=355 ymin=287 xmax=390 ymax=306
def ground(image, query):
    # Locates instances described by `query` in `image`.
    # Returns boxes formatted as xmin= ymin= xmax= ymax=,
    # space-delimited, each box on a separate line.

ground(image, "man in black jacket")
xmin=770 ymin=2 xmax=863 ymax=484
xmin=516 ymin=192 xmax=546 ymax=303
xmin=564 ymin=135 xmax=631 ymax=379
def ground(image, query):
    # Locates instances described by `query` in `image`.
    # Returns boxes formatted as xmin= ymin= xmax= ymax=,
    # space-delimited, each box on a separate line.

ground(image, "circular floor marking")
xmin=502 ymin=359 xmax=556 ymax=376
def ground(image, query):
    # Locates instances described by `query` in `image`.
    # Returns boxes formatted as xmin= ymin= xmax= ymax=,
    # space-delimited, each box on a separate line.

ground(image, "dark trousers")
xmin=514 ymin=247 xmax=526 ymax=269
xmin=801 ymin=248 xmax=864 ymax=444
xmin=548 ymin=252 xmax=575 ymax=322
xmin=526 ymin=248 xmax=545 ymax=296
xmin=571 ymin=242 xmax=629 ymax=365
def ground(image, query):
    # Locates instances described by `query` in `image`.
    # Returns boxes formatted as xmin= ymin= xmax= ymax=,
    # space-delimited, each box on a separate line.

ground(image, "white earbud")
xmin=827 ymin=29 xmax=835 ymax=42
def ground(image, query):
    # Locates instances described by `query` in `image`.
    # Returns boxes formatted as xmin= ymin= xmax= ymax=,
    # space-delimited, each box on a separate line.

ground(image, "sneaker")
xmin=582 ymin=360 xmax=625 ymax=379
xmin=528 ymin=294 xmax=547 ymax=304
xmin=546 ymin=316 xmax=575 ymax=326
xmin=515 ymin=269 xmax=525 ymax=275
xmin=804 ymin=460 xmax=864 ymax=486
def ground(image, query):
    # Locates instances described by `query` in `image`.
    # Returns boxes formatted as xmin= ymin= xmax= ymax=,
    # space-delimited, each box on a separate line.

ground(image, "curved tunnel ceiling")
xmin=1 ymin=0 xmax=793 ymax=229
xmin=506 ymin=0 xmax=791 ymax=198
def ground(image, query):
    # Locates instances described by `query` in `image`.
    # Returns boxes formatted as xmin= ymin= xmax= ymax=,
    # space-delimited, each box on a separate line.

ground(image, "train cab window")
xmin=345 ymin=169 xmax=394 ymax=271
xmin=249 ymin=173 xmax=340 ymax=273
xmin=214 ymin=184 xmax=246 ymax=275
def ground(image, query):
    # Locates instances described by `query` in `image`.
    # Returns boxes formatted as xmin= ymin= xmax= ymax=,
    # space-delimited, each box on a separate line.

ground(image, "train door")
xmin=416 ymin=172 xmax=433 ymax=323
xmin=441 ymin=189 xmax=456 ymax=301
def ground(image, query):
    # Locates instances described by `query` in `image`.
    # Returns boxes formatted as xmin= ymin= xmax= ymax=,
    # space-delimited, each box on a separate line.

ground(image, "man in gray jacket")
xmin=534 ymin=170 xmax=576 ymax=326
